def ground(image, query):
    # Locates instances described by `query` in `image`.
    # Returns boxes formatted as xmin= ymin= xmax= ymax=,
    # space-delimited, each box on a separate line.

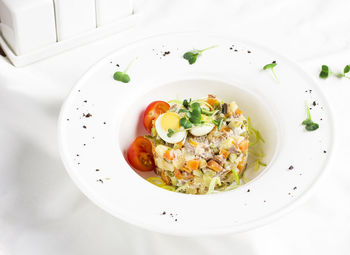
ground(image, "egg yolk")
xmin=160 ymin=112 xmax=180 ymax=131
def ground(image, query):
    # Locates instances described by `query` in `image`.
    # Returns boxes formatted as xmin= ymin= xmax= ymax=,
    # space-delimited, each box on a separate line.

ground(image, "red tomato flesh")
xmin=127 ymin=136 xmax=155 ymax=171
xmin=143 ymin=101 xmax=170 ymax=133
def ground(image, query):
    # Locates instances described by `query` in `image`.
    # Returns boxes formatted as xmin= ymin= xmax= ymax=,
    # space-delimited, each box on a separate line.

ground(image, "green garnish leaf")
xmin=179 ymin=109 xmax=188 ymax=113
xmin=183 ymin=99 xmax=191 ymax=108
xmin=263 ymin=62 xmax=277 ymax=70
xmin=344 ymin=65 xmax=350 ymax=74
xmin=113 ymin=57 xmax=137 ymax=83
xmin=183 ymin=46 xmax=217 ymax=65
xmin=183 ymin=52 xmax=198 ymax=65
xmin=189 ymin=108 xmax=202 ymax=124
xmin=319 ymin=65 xmax=329 ymax=79
xmin=263 ymin=61 xmax=278 ymax=81
xmin=190 ymin=102 xmax=202 ymax=112
xmin=180 ymin=117 xmax=192 ymax=129
xmin=302 ymin=103 xmax=319 ymax=131
xmin=113 ymin=71 xmax=130 ymax=83
xmin=167 ymin=128 xmax=175 ymax=137
xmin=213 ymin=118 xmax=223 ymax=130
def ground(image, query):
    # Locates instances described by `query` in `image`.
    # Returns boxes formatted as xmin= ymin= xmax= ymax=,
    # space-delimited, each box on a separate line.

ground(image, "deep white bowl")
xmin=58 ymin=33 xmax=334 ymax=235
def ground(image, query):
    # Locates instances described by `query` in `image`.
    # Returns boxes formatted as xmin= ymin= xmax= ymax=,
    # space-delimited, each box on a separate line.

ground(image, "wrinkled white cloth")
xmin=0 ymin=0 xmax=350 ymax=254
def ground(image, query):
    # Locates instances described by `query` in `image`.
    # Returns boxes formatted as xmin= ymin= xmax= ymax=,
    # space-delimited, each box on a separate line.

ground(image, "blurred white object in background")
xmin=96 ymin=0 xmax=133 ymax=27
xmin=54 ymin=0 xmax=96 ymax=41
xmin=0 ymin=0 xmax=56 ymax=55
xmin=0 ymin=0 xmax=138 ymax=66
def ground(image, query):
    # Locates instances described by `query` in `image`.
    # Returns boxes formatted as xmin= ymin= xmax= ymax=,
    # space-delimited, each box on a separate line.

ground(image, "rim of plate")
xmin=58 ymin=32 xmax=335 ymax=236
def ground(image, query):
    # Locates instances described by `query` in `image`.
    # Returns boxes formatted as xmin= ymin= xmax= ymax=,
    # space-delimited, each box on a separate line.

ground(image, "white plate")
xmin=58 ymin=33 xmax=334 ymax=235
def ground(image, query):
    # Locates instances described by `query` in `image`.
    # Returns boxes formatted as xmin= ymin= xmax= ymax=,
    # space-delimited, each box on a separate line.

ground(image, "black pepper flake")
xmin=96 ymin=169 xmax=100 ymax=171
xmin=320 ymin=118 xmax=323 ymax=121
xmin=83 ymin=143 xmax=86 ymax=146
xmin=85 ymin=113 xmax=92 ymax=118
xmin=247 ymin=189 xmax=250 ymax=192
xmin=83 ymin=100 xmax=87 ymax=103
xmin=97 ymin=179 xmax=103 ymax=183
xmin=229 ymin=47 xmax=233 ymax=50
xmin=103 ymin=122 xmax=106 ymax=124
xmin=110 ymin=61 xmax=112 ymax=64
xmin=92 ymin=136 xmax=95 ymax=139
xmin=263 ymin=200 xmax=266 ymax=203
xmin=312 ymin=101 xmax=316 ymax=106
xmin=288 ymin=192 xmax=291 ymax=195
xmin=78 ymin=90 xmax=81 ymax=92
xmin=288 ymin=165 xmax=294 ymax=170
xmin=66 ymin=118 xmax=70 ymax=121
xmin=77 ymin=162 xmax=80 ymax=165
xmin=83 ymin=125 xmax=87 ymax=129
xmin=162 ymin=211 xmax=166 ymax=215
xmin=234 ymin=49 xmax=238 ymax=52
xmin=76 ymin=108 xmax=79 ymax=110
xmin=175 ymin=219 xmax=178 ymax=222
xmin=76 ymin=154 xmax=79 ymax=157
xmin=247 ymin=50 xmax=251 ymax=53
xmin=116 ymin=64 xmax=119 ymax=67
xmin=272 ymin=60 xmax=276 ymax=64
xmin=293 ymin=186 xmax=297 ymax=190
xmin=323 ymin=150 xmax=327 ymax=153
xmin=162 ymin=51 xmax=170 ymax=56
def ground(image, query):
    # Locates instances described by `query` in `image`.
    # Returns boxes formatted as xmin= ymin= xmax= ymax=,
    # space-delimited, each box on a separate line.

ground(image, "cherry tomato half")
xmin=143 ymin=101 xmax=170 ymax=133
xmin=127 ymin=136 xmax=155 ymax=171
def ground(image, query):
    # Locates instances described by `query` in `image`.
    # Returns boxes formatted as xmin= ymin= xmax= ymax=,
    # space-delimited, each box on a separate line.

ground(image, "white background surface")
xmin=0 ymin=0 xmax=349 ymax=254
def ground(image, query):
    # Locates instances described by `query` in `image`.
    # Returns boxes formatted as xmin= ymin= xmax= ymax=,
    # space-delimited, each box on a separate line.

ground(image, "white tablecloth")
xmin=0 ymin=0 xmax=349 ymax=254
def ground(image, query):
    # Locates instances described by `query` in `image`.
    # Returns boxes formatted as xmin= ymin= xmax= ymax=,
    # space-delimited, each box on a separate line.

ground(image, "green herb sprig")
xmin=183 ymin=46 xmax=217 ymax=65
xmin=113 ymin=57 xmax=138 ymax=83
xmin=212 ymin=118 xmax=223 ymax=130
xmin=263 ymin=61 xmax=279 ymax=82
xmin=167 ymin=129 xmax=175 ymax=137
xmin=302 ymin=103 xmax=319 ymax=131
xmin=319 ymin=64 xmax=350 ymax=79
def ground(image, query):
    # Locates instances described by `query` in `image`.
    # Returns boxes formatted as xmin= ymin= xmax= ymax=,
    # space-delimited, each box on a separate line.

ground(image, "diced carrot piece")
xmin=189 ymin=139 xmax=198 ymax=147
xmin=175 ymin=141 xmax=183 ymax=149
xmin=182 ymin=166 xmax=192 ymax=173
xmin=219 ymin=149 xmax=230 ymax=159
xmin=164 ymin=149 xmax=175 ymax=160
xmin=238 ymin=139 xmax=249 ymax=152
xmin=235 ymin=109 xmax=242 ymax=115
xmin=222 ymin=127 xmax=231 ymax=132
xmin=187 ymin=160 xmax=200 ymax=170
xmin=174 ymin=169 xmax=183 ymax=179
xmin=207 ymin=160 xmax=223 ymax=172
xmin=207 ymin=98 xmax=219 ymax=107
xmin=237 ymin=160 xmax=246 ymax=175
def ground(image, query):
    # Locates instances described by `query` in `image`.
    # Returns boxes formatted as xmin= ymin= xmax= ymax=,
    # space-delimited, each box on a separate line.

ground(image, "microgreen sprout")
xmin=212 ymin=118 xmax=223 ymax=130
xmin=113 ymin=57 xmax=138 ymax=83
xmin=319 ymin=64 xmax=350 ymax=79
xmin=302 ymin=102 xmax=319 ymax=131
xmin=179 ymin=117 xmax=192 ymax=129
xmin=183 ymin=98 xmax=192 ymax=108
xmin=319 ymin=65 xmax=329 ymax=79
xmin=263 ymin=61 xmax=279 ymax=82
xmin=183 ymin=45 xmax=217 ymax=65
xmin=167 ymin=128 xmax=175 ymax=137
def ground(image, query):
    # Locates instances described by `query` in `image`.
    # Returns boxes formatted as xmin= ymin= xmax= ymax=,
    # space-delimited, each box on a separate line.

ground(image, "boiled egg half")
xmin=190 ymin=123 xmax=215 ymax=136
xmin=155 ymin=112 xmax=186 ymax=143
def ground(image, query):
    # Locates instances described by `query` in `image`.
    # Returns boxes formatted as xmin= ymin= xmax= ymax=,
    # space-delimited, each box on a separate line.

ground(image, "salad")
xmin=127 ymin=95 xmax=260 ymax=194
